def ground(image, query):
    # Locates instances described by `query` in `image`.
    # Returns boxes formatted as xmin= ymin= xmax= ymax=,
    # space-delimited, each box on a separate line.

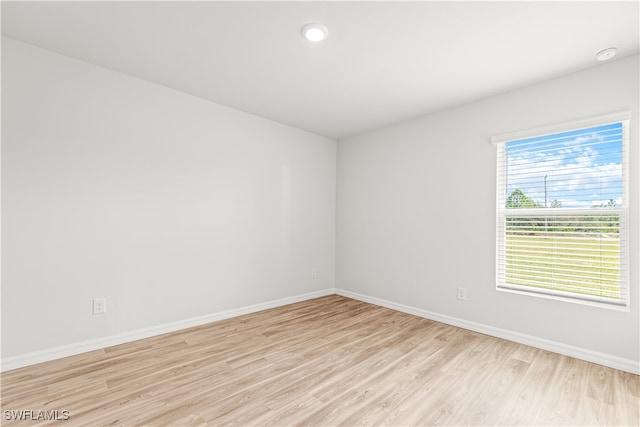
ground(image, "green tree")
xmin=506 ymin=189 xmax=541 ymax=234
xmin=506 ymin=189 xmax=539 ymax=208
xmin=592 ymin=199 xmax=617 ymax=208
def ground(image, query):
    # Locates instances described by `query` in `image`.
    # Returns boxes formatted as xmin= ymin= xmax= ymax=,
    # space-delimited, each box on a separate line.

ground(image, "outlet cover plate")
xmin=93 ymin=298 xmax=106 ymax=315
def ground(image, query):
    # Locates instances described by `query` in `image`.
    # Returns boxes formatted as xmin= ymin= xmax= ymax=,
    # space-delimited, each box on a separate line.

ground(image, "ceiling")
xmin=2 ymin=1 xmax=639 ymax=140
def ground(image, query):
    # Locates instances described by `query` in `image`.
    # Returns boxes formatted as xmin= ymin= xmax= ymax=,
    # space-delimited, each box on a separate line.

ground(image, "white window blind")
xmin=494 ymin=114 xmax=629 ymax=308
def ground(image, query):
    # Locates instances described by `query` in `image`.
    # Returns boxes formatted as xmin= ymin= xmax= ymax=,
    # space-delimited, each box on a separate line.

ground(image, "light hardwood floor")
xmin=1 ymin=295 xmax=638 ymax=426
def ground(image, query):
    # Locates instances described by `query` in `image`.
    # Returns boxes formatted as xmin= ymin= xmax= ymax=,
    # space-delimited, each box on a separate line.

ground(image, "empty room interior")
xmin=1 ymin=1 xmax=639 ymax=426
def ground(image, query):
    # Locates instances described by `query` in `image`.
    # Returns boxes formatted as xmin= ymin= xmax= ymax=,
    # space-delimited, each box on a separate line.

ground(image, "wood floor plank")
xmin=1 ymin=295 xmax=638 ymax=426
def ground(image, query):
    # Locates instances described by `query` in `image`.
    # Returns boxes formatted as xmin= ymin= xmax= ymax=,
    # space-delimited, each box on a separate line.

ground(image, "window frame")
xmin=492 ymin=111 xmax=630 ymax=310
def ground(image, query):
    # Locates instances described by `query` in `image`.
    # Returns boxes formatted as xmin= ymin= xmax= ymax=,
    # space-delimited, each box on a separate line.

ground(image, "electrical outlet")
xmin=457 ymin=288 xmax=467 ymax=301
xmin=311 ymin=268 xmax=318 ymax=279
xmin=93 ymin=298 xmax=106 ymax=315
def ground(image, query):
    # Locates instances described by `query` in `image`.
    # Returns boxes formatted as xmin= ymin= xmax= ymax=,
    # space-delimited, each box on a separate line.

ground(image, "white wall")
xmin=336 ymin=55 xmax=639 ymax=366
xmin=1 ymin=38 xmax=336 ymax=359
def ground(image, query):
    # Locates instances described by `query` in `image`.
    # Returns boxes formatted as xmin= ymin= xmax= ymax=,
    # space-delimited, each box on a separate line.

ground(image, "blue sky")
xmin=506 ymin=122 xmax=623 ymax=209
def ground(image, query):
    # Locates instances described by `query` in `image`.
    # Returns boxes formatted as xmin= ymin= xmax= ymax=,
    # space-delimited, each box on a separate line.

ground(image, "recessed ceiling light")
xmin=595 ymin=47 xmax=617 ymax=61
xmin=301 ymin=23 xmax=328 ymax=42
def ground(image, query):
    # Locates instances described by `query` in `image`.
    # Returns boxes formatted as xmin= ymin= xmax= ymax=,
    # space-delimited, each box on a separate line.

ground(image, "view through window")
xmin=495 ymin=117 xmax=628 ymax=307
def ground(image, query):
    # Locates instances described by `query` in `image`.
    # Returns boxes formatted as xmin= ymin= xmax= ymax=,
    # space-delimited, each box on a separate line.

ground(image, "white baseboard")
xmin=1 ymin=288 xmax=334 ymax=372
xmin=4 ymin=288 xmax=638 ymax=375
xmin=335 ymin=288 xmax=640 ymax=375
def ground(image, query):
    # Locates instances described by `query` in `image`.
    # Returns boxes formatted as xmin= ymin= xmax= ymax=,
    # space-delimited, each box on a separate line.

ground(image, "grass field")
xmin=505 ymin=234 xmax=621 ymax=299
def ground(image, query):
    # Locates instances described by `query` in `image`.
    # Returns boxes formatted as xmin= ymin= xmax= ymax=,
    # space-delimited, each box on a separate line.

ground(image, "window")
xmin=493 ymin=112 xmax=629 ymax=308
